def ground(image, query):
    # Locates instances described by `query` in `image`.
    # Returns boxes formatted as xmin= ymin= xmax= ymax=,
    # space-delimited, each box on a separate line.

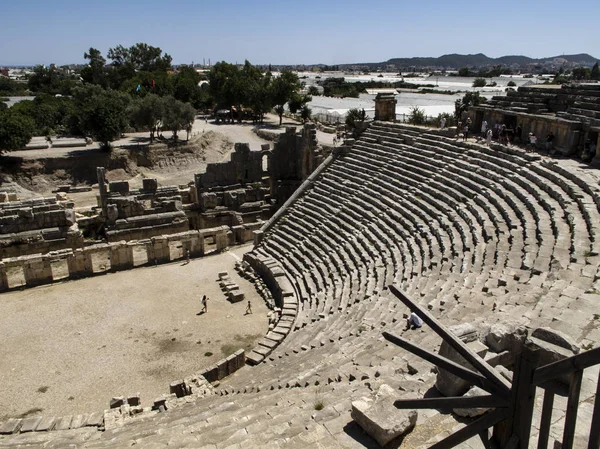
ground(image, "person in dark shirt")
xmin=546 ymin=132 xmax=555 ymax=151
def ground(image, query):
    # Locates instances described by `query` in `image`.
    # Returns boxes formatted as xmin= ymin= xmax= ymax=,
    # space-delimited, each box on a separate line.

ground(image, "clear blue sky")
xmin=1 ymin=0 xmax=598 ymax=66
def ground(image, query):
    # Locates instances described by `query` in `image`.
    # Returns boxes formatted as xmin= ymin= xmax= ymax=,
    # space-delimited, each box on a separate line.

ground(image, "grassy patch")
xmin=204 ymin=351 xmax=213 ymax=357
xmin=37 ymin=386 xmax=49 ymax=393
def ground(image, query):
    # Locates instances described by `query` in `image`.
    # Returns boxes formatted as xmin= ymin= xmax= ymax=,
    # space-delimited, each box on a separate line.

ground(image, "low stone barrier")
xmin=0 ymin=225 xmax=232 ymax=292
xmin=242 ymin=253 xmax=298 ymax=364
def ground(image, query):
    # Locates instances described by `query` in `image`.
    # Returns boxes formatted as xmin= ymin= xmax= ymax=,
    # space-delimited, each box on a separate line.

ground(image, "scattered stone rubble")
xmin=218 ymin=270 xmax=245 ymax=303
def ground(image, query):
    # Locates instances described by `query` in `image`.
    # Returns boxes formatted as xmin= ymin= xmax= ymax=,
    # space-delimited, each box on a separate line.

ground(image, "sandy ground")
xmin=0 ymin=243 xmax=269 ymax=420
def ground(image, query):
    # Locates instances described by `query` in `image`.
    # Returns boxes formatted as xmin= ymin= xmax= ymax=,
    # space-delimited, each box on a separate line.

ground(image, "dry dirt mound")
xmin=131 ymin=131 xmax=233 ymax=172
xmin=0 ymin=131 xmax=237 ymax=201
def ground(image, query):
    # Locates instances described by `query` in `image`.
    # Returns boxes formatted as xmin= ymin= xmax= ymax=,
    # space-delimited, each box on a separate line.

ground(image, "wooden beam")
xmin=533 ymin=347 xmax=600 ymax=386
xmin=511 ymin=345 xmax=540 ymax=449
xmin=587 ymin=369 xmax=600 ymax=449
xmin=388 ymin=285 xmax=511 ymax=395
xmin=538 ymin=379 xmax=569 ymax=397
xmin=537 ymin=390 xmax=554 ymax=449
xmin=383 ymin=331 xmax=507 ymax=397
xmin=393 ymin=395 xmax=507 ymax=410
xmin=562 ymin=369 xmax=583 ymax=449
xmin=428 ymin=408 xmax=508 ymax=449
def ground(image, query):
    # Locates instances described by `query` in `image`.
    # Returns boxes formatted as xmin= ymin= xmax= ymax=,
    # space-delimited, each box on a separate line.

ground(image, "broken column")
xmin=97 ymin=167 xmax=108 ymax=216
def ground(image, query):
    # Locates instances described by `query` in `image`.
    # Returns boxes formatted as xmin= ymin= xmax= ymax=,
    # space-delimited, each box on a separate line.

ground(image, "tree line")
xmin=0 ymin=43 xmax=308 ymax=151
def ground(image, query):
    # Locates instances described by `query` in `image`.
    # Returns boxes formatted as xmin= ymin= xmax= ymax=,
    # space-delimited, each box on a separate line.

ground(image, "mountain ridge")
xmin=342 ymin=53 xmax=598 ymax=70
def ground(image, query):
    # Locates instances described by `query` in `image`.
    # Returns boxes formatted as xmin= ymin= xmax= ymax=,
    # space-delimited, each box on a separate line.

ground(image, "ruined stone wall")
xmin=0 ymin=225 xmax=250 ymax=291
xmin=91 ymin=170 xmax=192 ymax=242
xmin=0 ymin=197 xmax=83 ymax=259
xmin=196 ymin=143 xmax=263 ymax=190
xmin=270 ymin=124 xmax=330 ymax=205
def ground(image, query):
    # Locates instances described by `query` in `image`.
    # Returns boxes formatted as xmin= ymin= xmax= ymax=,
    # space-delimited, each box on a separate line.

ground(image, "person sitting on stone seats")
xmin=406 ymin=312 xmax=423 ymax=330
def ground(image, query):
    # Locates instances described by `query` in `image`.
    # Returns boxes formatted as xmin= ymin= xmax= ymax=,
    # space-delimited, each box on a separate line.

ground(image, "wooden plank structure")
xmin=383 ymin=285 xmax=600 ymax=449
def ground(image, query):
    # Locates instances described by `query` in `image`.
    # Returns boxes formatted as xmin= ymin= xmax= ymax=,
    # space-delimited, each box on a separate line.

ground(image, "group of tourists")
xmin=460 ymin=118 xmax=558 ymax=153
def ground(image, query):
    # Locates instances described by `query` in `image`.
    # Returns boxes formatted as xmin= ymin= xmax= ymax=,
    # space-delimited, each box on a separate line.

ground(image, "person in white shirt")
xmin=529 ymin=133 xmax=537 ymax=152
xmin=407 ymin=312 xmax=423 ymax=329
xmin=481 ymin=120 xmax=488 ymax=136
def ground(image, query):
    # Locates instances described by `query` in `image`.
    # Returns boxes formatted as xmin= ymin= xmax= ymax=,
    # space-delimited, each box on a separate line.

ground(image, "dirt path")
xmin=0 ymin=243 xmax=268 ymax=419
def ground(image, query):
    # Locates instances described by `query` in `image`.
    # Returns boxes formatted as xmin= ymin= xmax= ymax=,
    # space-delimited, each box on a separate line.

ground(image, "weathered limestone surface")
xmin=351 ymin=385 xmax=417 ymax=446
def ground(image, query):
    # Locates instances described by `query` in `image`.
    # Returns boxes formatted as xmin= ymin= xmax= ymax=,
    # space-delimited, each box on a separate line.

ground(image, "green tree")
xmin=245 ymin=70 xmax=272 ymax=122
xmin=161 ymin=96 xmax=195 ymax=141
xmin=27 ymin=65 xmax=78 ymax=95
xmin=10 ymin=95 xmax=75 ymax=136
xmin=208 ymin=61 xmax=243 ymax=113
xmin=0 ymin=77 xmax=26 ymax=95
xmin=572 ymin=67 xmax=591 ymax=80
xmin=172 ymin=65 xmax=202 ymax=103
xmin=288 ymin=92 xmax=311 ymax=115
xmin=591 ymin=62 xmax=600 ymax=80
xmin=507 ymin=80 xmax=517 ymax=87
xmin=345 ymin=108 xmax=366 ymax=130
xmin=130 ymin=94 xmax=165 ymax=142
xmin=270 ymin=70 xmax=301 ymax=125
xmin=72 ymin=85 xmax=131 ymax=149
xmin=458 ymin=67 xmax=471 ymax=77
xmin=408 ymin=106 xmax=426 ymax=125
xmin=455 ymin=91 xmax=486 ymax=120
xmin=300 ymin=105 xmax=312 ymax=124
xmin=0 ymin=109 xmax=35 ymax=151
xmin=472 ymin=78 xmax=487 ymax=88
xmin=107 ymin=43 xmax=172 ymax=72
xmin=81 ymin=47 xmax=107 ymax=87
xmin=307 ymin=85 xmax=320 ymax=96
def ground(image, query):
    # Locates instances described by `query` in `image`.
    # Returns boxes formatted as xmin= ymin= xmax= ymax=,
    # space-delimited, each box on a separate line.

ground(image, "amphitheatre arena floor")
xmin=0 ymin=243 xmax=268 ymax=420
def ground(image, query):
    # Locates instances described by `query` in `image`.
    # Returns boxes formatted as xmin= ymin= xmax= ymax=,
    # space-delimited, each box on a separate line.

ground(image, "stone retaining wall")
xmin=0 ymin=225 xmax=232 ymax=291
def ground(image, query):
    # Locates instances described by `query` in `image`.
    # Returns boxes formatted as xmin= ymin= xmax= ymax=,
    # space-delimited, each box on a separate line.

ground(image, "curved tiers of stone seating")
xmin=255 ymin=121 xmax=600 ymax=351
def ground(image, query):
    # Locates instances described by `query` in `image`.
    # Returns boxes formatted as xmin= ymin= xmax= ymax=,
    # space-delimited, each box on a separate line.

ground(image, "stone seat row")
xmin=254 ymin=122 xmax=600 ymax=356
xmin=370 ymin=124 xmax=595 ymax=258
